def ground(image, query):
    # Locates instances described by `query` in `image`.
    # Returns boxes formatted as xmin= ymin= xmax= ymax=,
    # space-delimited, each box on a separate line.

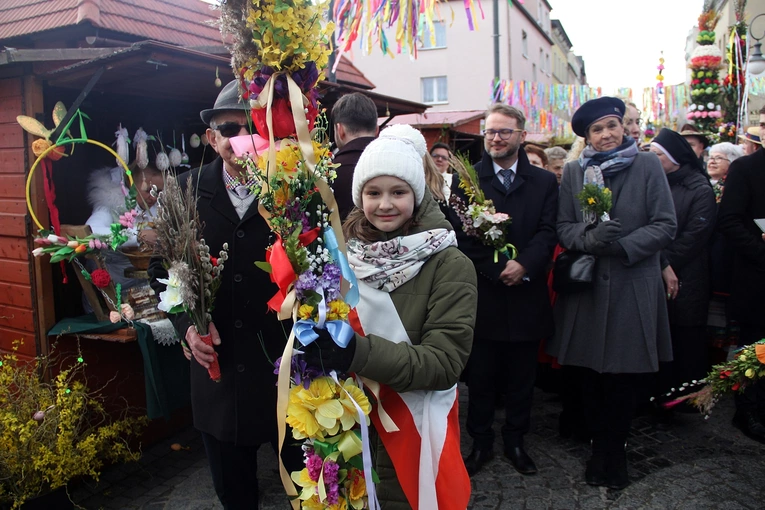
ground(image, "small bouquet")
xmin=659 ymin=339 xmax=765 ymax=416
xmin=152 ymin=174 xmax=229 ymax=381
xmin=448 ymin=154 xmax=516 ymax=262
xmin=576 ymin=184 xmax=613 ymax=224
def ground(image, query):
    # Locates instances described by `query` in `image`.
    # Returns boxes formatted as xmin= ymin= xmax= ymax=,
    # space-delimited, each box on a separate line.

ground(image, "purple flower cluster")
xmin=295 ymin=271 xmax=318 ymax=300
xmin=306 ymin=451 xmax=323 ymax=480
xmin=273 ymin=355 xmax=321 ymax=389
xmin=323 ymin=459 xmax=340 ymax=504
xmin=449 ymin=195 xmax=478 ymax=237
xmin=321 ymin=263 xmax=341 ymax=300
xmin=249 ymin=62 xmax=320 ymax=99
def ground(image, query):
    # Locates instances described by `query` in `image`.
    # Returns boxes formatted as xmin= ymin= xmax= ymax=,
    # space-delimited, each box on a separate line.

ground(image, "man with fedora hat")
xmin=678 ymin=124 xmax=709 ymax=162
xmin=737 ymin=126 xmax=762 ymax=156
xmin=150 ymin=80 xmax=302 ymax=508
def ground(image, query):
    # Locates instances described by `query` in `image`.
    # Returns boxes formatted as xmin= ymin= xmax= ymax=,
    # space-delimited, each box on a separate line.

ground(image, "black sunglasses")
xmin=214 ymin=122 xmax=253 ymax=138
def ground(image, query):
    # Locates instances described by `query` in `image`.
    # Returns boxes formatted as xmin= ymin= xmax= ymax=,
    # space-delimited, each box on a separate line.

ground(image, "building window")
xmin=537 ymin=1 xmax=543 ymax=23
xmin=532 ymin=63 xmax=537 ymax=82
xmin=539 ymin=48 xmax=544 ymax=72
xmin=522 ymin=31 xmax=528 ymax=57
xmin=421 ymin=21 xmax=446 ymax=49
xmin=422 ymin=76 xmax=448 ymax=104
xmin=545 ymin=53 xmax=550 ymax=75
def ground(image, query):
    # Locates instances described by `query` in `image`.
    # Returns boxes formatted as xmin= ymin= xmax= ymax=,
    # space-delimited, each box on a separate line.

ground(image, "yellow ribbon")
xmin=359 ymin=376 xmax=400 ymax=433
xmin=493 ymin=243 xmax=518 ymax=263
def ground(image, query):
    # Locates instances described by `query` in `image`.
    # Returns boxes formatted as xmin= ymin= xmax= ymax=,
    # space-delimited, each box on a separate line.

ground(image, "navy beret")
xmin=571 ymin=97 xmax=626 ymax=138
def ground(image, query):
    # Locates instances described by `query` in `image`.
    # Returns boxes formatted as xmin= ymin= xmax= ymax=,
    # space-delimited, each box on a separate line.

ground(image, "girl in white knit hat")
xmin=300 ymin=124 xmax=478 ymax=509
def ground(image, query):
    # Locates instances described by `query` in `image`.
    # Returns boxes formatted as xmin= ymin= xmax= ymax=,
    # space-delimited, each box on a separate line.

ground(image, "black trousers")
xmin=734 ymin=324 xmax=765 ymax=414
xmin=201 ymin=432 xmax=304 ymax=509
xmin=658 ymin=325 xmax=709 ymax=398
xmin=571 ymin=367 xmax=645 ymax=445
xmin=466 ymin=339 xmax=539 ymax=449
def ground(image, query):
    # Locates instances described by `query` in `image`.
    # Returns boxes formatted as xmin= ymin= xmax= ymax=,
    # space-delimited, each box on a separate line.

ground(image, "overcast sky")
xmin=549 ymin=0 xmax=703 ymax=107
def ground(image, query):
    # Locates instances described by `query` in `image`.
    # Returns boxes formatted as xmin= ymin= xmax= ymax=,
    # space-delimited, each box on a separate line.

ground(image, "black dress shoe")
xmin=733 ymin=410 xmax=765 ymax=444
xmin=504 ymin=446 xmax=537 ymax=475
xmin=463 ymin=447 xmax=494 ymax=477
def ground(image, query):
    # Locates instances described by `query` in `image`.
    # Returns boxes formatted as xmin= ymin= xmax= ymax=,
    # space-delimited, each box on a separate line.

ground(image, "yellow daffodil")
xmin=338 ymin=378 xmax=371 ymax=431
xmin=587 ymin=197 xmax=596 ymax=205
xmin=287 ymin=377 xmax=343 ymax=440
xmin=327 ymin=300 xmax=351 ymax=321
xmin=347 ymin=468 xmax=367 ymax=509
xmin=298 ymin=304 xmax=315 ymax=320
xmin=291 ymin=468 xmax=319 ymax=502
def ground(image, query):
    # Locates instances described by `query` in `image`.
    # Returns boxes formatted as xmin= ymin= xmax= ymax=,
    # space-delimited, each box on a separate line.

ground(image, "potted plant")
xmin=0 ymin=341 xmax=146 ymax=509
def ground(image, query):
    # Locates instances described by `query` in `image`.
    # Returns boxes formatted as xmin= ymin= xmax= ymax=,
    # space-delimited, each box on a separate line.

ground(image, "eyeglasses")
xmin=708 ymin=155 xmax=729 ymax=163
xmin=431 ymin=154 xmax=450 ymax=161
xmin=483 ymin=129 xmax=523 ymax=140
xmin=214 ymin=122 xmax=252 ymax=138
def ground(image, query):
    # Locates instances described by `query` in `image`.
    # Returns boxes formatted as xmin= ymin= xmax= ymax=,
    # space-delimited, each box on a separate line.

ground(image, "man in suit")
xmin=330 ymin=92 xmax=378 ymax=220
xmin=717 ymin=105 xmax=765 ymax=444
xmin=149 ymin=80 xmax=301 ymax=508
xmin=450 ymin=103 xmax=558 ymax=476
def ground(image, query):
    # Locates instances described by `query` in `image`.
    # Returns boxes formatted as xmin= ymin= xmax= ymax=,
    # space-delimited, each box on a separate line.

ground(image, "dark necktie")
xmin=500 ymin=168 xmax=514 ymax=190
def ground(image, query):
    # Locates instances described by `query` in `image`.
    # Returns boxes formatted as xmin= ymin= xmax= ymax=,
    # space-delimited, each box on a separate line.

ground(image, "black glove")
xmin=301 ymin=327 xmax=356 ymax=374
xmin=584 ymin=219 xmax=622 ymax=254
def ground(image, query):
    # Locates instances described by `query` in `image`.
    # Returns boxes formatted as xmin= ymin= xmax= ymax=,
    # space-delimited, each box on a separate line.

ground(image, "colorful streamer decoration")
xmin=333 ymin=0 xmax=484 ymax=60
xmin=491 ymin=80 xmax=610 ymax=136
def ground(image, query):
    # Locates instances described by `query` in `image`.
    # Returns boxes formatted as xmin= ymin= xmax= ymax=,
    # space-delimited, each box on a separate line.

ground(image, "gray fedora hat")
xmin=200 ymin=80 xmax=248 ymax=125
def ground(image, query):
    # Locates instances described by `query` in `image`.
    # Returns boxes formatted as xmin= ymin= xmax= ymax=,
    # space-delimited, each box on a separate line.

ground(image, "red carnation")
xmin=90 ymin=269 xmax=112 ymax=289
xmin=732 ymin=382 xmax=741 ymax=391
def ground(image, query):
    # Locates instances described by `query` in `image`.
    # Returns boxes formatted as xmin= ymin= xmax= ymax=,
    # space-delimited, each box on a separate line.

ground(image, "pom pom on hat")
xmin=352 ymin=124 xmax=427 ymax=208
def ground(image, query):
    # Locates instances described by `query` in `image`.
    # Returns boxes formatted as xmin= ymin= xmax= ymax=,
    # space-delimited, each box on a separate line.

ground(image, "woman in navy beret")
xmin=546 ymin=97 xmax=677 ymax=490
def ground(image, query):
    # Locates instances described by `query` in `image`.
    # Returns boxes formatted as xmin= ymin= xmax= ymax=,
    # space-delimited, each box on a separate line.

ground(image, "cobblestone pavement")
xmin=72 ymin=384 xmax=765 ymax=509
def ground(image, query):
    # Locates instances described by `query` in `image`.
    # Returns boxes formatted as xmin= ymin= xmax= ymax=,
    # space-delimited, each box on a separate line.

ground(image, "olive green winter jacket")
xmin=347 ymin=189 xmax=477 ymax=509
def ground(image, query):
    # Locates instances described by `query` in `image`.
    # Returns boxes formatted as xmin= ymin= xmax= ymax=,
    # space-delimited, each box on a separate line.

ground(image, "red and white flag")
xmin=350 ymin=283 xmax=471 ymax=510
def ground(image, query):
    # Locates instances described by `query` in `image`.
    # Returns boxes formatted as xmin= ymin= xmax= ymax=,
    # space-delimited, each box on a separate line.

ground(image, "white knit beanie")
xmin=352 ymin=124 xmax=427 ymax=208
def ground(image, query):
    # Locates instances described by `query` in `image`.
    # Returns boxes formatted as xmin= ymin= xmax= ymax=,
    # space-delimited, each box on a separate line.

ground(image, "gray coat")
xmin=546 ymin=152 xmax=677 ymax=373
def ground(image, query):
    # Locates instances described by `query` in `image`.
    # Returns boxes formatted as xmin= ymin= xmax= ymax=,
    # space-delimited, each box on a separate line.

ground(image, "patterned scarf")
xmin=347 ymin=229 xmax=457 ymax=292
xmin=579 ymin=137 xmax=639 ymax=178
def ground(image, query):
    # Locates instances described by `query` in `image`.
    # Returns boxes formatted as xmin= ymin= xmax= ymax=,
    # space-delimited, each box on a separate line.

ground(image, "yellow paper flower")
xmin=298 ymin=304 xmax=315 ymax=320
xmin=287 ymin=376 xmax=343 ymax=440
xmin=587 ymin=197 xmax=596 ymax=205
xmin=347 ymin=468 xmax=367 ymax=509
xmin=291 ymin=468 xmax=319 ymax=502
xmin=327 ymin=300 xmax=350 ymax=321
xmin=745 ymin=368 xmax=755 ymax=378
xmin=338 ymin=378 xmax=371 ymax=431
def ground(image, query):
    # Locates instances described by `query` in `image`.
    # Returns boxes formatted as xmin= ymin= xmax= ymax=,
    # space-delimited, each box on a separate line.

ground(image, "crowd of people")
xmin=142 ymin=84 xmax=765 ymax=508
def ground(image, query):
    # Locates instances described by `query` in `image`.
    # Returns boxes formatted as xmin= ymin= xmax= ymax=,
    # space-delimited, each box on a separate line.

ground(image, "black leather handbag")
xmin=552 ymin=250 xmax=596 ymax=294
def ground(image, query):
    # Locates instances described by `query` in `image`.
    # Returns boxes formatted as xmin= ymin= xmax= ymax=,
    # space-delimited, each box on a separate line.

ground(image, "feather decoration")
xmin=114 ymin=124 xmax=130 ymax=167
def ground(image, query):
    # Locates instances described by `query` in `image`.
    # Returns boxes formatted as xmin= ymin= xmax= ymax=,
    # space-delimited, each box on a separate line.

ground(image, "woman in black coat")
xmin=649 ymin=129 xmax=717 ymax=407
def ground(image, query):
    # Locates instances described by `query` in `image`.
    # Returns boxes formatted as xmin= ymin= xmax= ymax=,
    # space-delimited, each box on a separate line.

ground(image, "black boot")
xmin=604 ymin=438 xmax=629 ymax=490
xmin=585 ymin=436 xmax=607 ymax=486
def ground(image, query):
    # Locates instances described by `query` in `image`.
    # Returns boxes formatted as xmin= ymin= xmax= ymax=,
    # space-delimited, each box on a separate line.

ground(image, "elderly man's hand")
xmin=500 ymin=260 xmax=526 ymax=286
xmin=186 ymin=322 xmax=221 ymax=368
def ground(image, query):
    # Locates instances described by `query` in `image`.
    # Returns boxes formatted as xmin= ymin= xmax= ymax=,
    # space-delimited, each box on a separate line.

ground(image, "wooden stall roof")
xmin=0 ymin=0 xmax=222 ymax=48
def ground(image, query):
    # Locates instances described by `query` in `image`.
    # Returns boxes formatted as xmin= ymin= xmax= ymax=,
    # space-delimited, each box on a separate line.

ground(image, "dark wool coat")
xmin=332 ymin=136 xmax=376 ymax=220
xmin=149 ymin=157 xmax=287 ymax=445
xmin=717 ymin=149 xmax=765 ymax=327
xmin=546 ymin=152 xmax=677 ymax=373
xmin=661 ymin=165 xmax=717 ymax=327
xmin=448 ymin=147 xmax=559 ymax=343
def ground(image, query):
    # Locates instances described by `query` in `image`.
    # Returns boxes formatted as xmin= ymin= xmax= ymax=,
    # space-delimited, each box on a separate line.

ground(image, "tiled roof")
xmin=385 ymin=110 xmax=486 ymax=128
xmin=0 ymin=0 xmax=222 ymax=47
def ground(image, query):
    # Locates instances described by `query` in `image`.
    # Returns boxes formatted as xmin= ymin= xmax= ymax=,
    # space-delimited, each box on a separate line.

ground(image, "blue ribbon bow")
xmin=294 ymin=319 xmax=355 ymax=348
